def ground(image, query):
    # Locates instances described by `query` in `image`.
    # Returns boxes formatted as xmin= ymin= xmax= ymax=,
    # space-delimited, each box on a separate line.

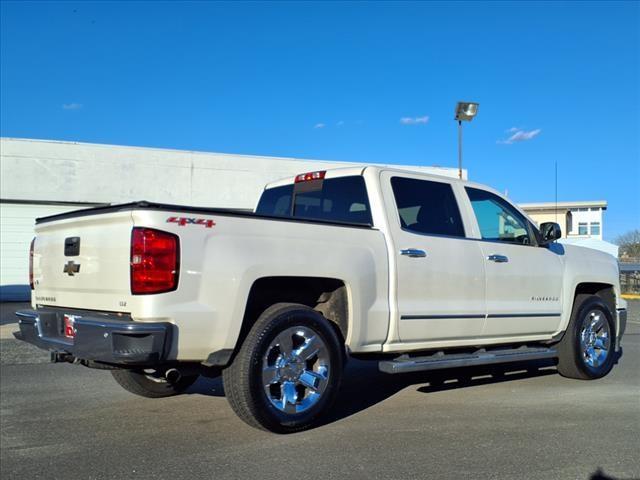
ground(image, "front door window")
xmin=466 ymin=187 xmax=534 ymax=246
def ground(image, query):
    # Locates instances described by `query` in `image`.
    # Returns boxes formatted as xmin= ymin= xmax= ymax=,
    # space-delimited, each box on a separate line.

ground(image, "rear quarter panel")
xmin=130 ymin=210 xmax=390 ymax=361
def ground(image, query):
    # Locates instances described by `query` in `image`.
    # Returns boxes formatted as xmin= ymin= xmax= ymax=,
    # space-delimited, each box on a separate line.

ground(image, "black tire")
xmin=223 ymin=303 xmax=344 ymax=433
xmin=111 ymin=368 xmax=198 ymax=398
xmin=557 ymin=294 xmax=616 ymax=380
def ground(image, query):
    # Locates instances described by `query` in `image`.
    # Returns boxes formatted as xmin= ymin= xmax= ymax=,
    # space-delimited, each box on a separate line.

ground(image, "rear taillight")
xmin=130 ymin=228 xmax=179 ymax=295
xmin=29 ymin=237 xmax=35 ymax=290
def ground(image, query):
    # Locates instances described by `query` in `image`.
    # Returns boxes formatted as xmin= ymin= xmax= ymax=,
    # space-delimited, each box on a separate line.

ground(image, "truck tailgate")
xmin=32 ymin=211 xmax=133 ymax=312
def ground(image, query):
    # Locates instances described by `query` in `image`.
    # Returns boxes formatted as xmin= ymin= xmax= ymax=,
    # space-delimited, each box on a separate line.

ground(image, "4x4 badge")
xmin=63 ymin=261 xmax=80 ymax=276
xmin=167 ymin=216 xmax=216 ymax=228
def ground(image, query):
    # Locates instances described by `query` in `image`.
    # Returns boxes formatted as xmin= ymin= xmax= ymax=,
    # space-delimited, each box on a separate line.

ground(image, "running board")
xmin=379 ymin=346 xmax=558 ymax=374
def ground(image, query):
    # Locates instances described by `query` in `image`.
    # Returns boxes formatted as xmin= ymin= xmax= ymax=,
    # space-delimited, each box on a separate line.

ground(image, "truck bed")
xmin=36 ymin=201 xmax=374 ymax=229
xmin=30 ymin=197 xmax=389 ymax=360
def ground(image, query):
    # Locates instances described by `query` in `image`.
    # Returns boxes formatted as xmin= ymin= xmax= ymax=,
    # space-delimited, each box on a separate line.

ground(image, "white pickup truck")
xmin=17 ymin=166 xmax=627 ymax=432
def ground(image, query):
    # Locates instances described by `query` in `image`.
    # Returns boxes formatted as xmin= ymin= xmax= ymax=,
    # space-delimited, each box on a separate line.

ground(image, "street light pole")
xmin=458 ymin=120 xmax=463 ymax=180
xmin=454 ymin=101 xmax=479 ymax=181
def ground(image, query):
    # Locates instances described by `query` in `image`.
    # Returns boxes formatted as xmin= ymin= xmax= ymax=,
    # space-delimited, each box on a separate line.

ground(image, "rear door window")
xmin=256 ymin=176 xmax=373 ymax=225
xmin=390 ymin=177 xmax=465 ymax=237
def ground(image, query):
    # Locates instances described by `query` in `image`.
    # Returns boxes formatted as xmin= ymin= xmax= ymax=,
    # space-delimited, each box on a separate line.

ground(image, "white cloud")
xmin=62 ymin=103 xmax=83 ymax=110
xmin=498 ymin=128 xmax=541 ymax=144
xmin=400 ymin=115 xmax=429 ymax=125
xmin=314 ymin=123 xmax=326 ymax=129
xmin=336 ymin=120 xmax=345 ymax=127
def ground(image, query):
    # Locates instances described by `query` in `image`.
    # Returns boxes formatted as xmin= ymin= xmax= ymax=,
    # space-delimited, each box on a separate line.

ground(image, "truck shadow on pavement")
xmin=321 ymin=358 xmax=558 ymax=426
xmin=186 ymin=358 xmax=559 ymax=427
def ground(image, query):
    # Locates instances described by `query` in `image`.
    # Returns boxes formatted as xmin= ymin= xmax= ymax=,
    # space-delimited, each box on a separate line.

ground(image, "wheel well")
xmin=574 ymin=282 xmax=615 ymax=314
xmin=240 ymin=276 xmax=349 ymax=345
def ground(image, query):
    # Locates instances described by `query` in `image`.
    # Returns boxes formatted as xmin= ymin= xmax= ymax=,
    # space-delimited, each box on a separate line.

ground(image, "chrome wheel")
xmin=262 ymin=326 xmax=330 ymax=414
xmin=580 ymin=310 xmax=611 ymax=369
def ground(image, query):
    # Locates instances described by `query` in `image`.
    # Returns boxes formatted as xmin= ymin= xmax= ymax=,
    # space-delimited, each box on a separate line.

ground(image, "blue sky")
xmin=1 ymin=1 xmax=638 ymax=240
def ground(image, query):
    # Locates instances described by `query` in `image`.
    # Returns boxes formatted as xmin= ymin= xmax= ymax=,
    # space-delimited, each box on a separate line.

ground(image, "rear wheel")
xmin=223 ymin=303 xmax=344 ymax=433
xmin=557 ymin=294 xmax=616 ymax=380
xmin=111 ymin=368 xmax=198 ymax=398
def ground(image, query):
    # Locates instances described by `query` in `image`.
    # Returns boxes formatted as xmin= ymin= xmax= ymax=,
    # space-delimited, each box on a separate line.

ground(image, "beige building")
xmin=519 ymin=201 xmax=607 ymax=240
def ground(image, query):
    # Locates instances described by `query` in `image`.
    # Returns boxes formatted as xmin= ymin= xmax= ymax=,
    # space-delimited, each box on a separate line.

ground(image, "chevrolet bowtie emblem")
xmin=63 ymin=260 xmax=80 ymax=276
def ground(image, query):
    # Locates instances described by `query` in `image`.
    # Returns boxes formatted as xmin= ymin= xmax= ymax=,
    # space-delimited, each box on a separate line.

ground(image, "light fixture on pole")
xmin=454 ymin=101 xmax=479 ymax=179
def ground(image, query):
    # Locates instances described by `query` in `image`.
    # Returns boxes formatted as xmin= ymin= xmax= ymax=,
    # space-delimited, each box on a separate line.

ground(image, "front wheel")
xmin=557 ymin=294 xmax=616 ymax=380
xmin=223 ymin=303 xmax=344 ymax=433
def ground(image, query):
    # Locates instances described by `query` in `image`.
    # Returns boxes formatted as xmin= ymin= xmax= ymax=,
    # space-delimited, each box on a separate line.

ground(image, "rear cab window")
xmin=256 ymin=175 xmax=373 ymax=225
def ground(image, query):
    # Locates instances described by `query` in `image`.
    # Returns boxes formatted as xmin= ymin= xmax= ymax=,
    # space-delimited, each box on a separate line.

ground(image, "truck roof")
xmin=263 ymin=165 xmax=468 ymax=190
xmin=262 ymin=165 xmax=537 ymax=227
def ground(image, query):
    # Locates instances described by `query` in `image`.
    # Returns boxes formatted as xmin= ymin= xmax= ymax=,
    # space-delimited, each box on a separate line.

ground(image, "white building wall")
xmin=1 ymin=138 xmax=463 ymax=209
xmin=0 ymin=137 xmax=462 ymax=293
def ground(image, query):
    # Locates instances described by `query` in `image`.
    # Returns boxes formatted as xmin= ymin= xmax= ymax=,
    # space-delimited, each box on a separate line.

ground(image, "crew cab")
xmin=16 ymin=166 xmax=627 ymax=432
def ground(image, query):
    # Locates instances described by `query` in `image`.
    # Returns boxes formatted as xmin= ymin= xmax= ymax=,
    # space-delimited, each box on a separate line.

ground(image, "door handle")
xmin=400 ymin=248 xmax=427 ymax=258
xmin=487 ymin=254 xmax=509 ymax=263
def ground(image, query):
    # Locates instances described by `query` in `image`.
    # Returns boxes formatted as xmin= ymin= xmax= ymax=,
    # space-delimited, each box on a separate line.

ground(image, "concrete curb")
xmin=1 ymin=322 xmax=19 ymax=340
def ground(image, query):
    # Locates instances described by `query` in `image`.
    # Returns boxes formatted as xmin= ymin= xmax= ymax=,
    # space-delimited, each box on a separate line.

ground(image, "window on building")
xmin=578 ymin=222 xmax=588 ymax=235
xmin=391 ymin=177 xmax=465 ymax=237
xmin=590 ymin=222 xmax=601 ymax=236
xmin=566 ymin=211 xmax=573 ymax=235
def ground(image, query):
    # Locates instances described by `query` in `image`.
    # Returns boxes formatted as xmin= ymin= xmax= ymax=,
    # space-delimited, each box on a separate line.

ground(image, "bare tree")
xmin=614 ymin=229 xmax=640 ymax=260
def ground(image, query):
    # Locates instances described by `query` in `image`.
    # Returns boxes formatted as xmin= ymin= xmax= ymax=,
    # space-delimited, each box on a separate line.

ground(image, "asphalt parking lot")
xmin=1 ymin=302 xmax=638 ymax=480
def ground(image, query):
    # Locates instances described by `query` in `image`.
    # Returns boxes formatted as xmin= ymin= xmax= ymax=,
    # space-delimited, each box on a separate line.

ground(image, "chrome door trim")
xmin=400 ymin=312 xmax=561 ymax=320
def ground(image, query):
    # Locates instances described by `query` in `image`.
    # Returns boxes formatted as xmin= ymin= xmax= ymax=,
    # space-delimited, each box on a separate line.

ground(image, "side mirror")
xmin=540 ymin=222 xmax=561 ymax=245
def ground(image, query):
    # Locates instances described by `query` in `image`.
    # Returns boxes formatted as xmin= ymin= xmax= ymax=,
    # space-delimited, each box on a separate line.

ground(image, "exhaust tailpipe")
xmin=50 ymin=352 xmax=75 ymax=364
xmin=165 ymin=368 xmax=182 ymax=383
